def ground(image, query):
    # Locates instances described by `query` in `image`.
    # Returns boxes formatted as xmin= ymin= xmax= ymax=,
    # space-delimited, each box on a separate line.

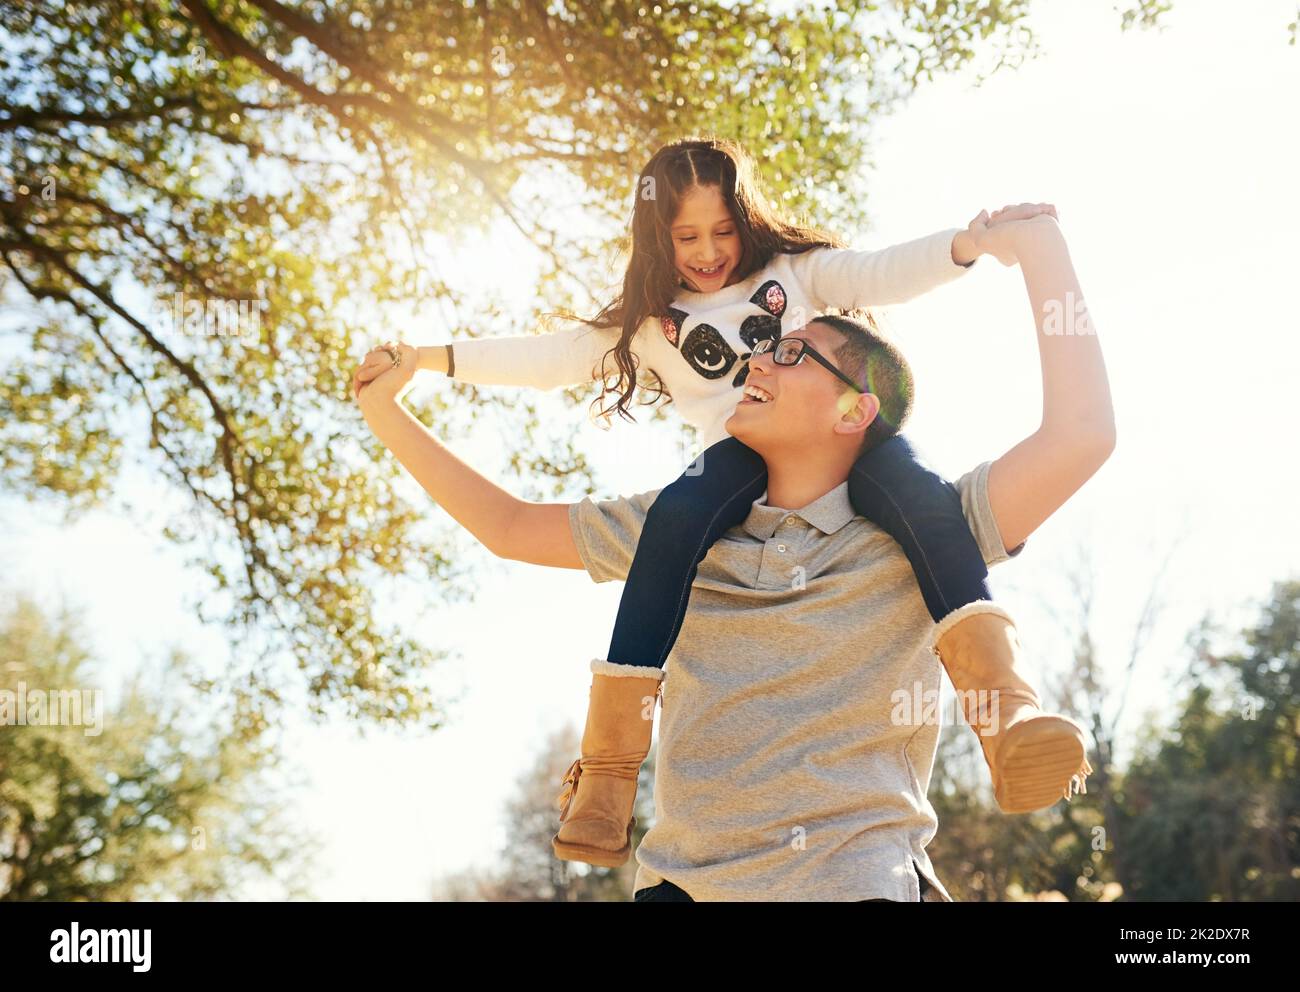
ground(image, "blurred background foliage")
xmin=1 ymin=592 xmax=314 ymax=900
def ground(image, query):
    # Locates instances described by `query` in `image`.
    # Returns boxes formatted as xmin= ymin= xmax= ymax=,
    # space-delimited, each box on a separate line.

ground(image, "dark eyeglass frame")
xmin=751 ymin=336 xmax=865 ymax=394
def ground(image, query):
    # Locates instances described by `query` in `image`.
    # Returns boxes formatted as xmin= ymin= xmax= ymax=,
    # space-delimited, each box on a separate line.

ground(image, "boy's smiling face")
xmin=727 ymin=321 xmax=880 ymax=456
xmin=671 ymin=184 xmax=740 ymax=292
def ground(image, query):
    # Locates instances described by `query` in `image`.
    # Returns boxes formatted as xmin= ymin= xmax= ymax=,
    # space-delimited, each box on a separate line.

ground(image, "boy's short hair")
xmin=812 ymin=310 xmax=914 ymax=453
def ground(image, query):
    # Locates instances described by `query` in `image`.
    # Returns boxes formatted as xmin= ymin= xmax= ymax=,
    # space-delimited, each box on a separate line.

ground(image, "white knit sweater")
xmin=449 ymin=228 xmax=974 ymax=449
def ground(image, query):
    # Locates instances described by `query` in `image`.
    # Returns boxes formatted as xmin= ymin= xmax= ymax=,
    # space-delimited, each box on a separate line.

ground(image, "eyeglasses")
xmin=751 ymin=337 xmax=865 ymax=394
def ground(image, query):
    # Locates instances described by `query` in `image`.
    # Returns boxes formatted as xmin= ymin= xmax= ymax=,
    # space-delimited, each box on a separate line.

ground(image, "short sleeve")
xmin=568 ymin=488 xmax=663 ymax=583
xmin=953 ymin=461 xmax=1025 ymax=567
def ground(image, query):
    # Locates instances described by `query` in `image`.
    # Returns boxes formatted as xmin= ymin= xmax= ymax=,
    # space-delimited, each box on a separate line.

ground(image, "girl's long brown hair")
xmin=551 ymin=136 xmax=850 ymax=429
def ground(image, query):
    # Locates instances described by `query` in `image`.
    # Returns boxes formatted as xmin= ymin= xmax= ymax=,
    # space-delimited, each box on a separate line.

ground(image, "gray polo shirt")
xmin=567 ymin=459 xmax=1021 ymax=902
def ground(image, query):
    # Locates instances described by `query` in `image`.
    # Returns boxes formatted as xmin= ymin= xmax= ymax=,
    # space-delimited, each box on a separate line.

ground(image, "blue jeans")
xmin=607 ymin=433 xmax=992 ymax=669
xmin=633 ymin=864 xmax=936 ymax=902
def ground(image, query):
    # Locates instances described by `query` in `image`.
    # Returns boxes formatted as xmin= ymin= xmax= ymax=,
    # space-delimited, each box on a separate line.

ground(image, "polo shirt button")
xmin=777 ymin=544 xmax=786 ymax=552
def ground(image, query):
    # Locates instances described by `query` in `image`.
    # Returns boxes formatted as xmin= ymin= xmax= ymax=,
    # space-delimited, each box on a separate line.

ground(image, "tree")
xmin=1117 ymin=0 xmax=1298 ymax=44
xmin=930 ymin=551 xmax=1300 ymax=903
xmin=1 ymin=0 xmax=1041 ymax=731
xmin=0 ymin=590 xmax=314 ymax=900
xmin=1118 ymin=579 xmax=1300 ymax=901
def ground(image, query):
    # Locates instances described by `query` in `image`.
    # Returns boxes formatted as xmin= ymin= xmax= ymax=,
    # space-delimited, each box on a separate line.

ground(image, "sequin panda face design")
xmin=661 ymin=280 xmax=788 ymax=386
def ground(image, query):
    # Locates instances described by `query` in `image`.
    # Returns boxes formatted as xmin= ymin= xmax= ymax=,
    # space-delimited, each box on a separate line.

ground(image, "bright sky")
xmin=4 ymin=0 xmax=1298 ymax=900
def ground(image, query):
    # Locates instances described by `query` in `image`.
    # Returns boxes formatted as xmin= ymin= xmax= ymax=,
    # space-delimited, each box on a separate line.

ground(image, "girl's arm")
xmin=415 ymin=318 xmax=623 ymax=390
xmin=788 ymin=204 xmax=1056 ymax=312
xmin=788 ymin=226 xmax=974 ymax=311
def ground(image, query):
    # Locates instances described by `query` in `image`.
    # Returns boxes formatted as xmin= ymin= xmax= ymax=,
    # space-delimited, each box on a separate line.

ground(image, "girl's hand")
xmin=352 ymin=341 xmax=418 ymax=405
xmin=972 ymin=202 xmax=1061 ymax=266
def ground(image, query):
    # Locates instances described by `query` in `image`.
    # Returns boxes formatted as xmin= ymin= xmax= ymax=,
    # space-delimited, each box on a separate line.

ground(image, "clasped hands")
xmin=953 ymin=201 xmax=1060 ymax=266
xmin=352 ymin=340 xmax=418 ymax=406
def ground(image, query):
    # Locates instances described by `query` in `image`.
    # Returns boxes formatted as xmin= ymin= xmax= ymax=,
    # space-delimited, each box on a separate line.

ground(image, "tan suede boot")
xmin=933 ymin=604 xmax=1093 ymax=814
xmin=551 ymin=659 xmax=665 ymax=867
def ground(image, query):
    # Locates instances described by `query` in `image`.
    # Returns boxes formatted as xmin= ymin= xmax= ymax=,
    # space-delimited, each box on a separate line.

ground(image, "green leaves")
xmin=0 ymin=595 xmax=314 ymax=900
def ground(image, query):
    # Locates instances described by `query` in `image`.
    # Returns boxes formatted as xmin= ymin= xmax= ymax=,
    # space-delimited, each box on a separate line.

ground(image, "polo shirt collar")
xmin=741 ymin=480 xmax=856 ymax=540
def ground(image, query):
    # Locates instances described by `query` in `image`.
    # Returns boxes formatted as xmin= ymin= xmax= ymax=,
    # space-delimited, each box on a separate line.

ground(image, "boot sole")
xmin=994 ymin=717 xmax=1088 ymax=814
xmin=551 ymin=839 xmax=631 ymax=868
xmin=551 ymin=819 xmax=635 ymax=868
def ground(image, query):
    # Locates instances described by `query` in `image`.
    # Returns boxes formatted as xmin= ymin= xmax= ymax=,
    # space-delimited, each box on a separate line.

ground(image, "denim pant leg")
xmin=607 ymin=436 xmax=769 ymax=669
xmin=633 ymin=879 xmax=695 ymax=902
xmin=847 ymin=434 xmax=992 ymax=624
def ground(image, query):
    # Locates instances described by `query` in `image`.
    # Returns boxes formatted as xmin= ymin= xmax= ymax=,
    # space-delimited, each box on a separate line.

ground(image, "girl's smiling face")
xmin=671 ymin=184 xmax=741 ymax=292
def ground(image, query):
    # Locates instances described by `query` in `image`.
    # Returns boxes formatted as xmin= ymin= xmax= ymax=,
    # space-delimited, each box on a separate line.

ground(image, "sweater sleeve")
xmin=447 ymin=318 xmax=623 ymax=390
xmin=786 ymin=228 xmax=974 ymax=311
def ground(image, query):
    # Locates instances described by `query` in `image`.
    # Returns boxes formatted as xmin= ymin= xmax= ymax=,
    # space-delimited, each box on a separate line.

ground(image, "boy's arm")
xmin=984 ymin=213 xmax=1117 ymax=553
xmin=357 ymin=395 xmax=585 ymax=569
xmin=415 ymin=318 xmax=623 ymax=390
